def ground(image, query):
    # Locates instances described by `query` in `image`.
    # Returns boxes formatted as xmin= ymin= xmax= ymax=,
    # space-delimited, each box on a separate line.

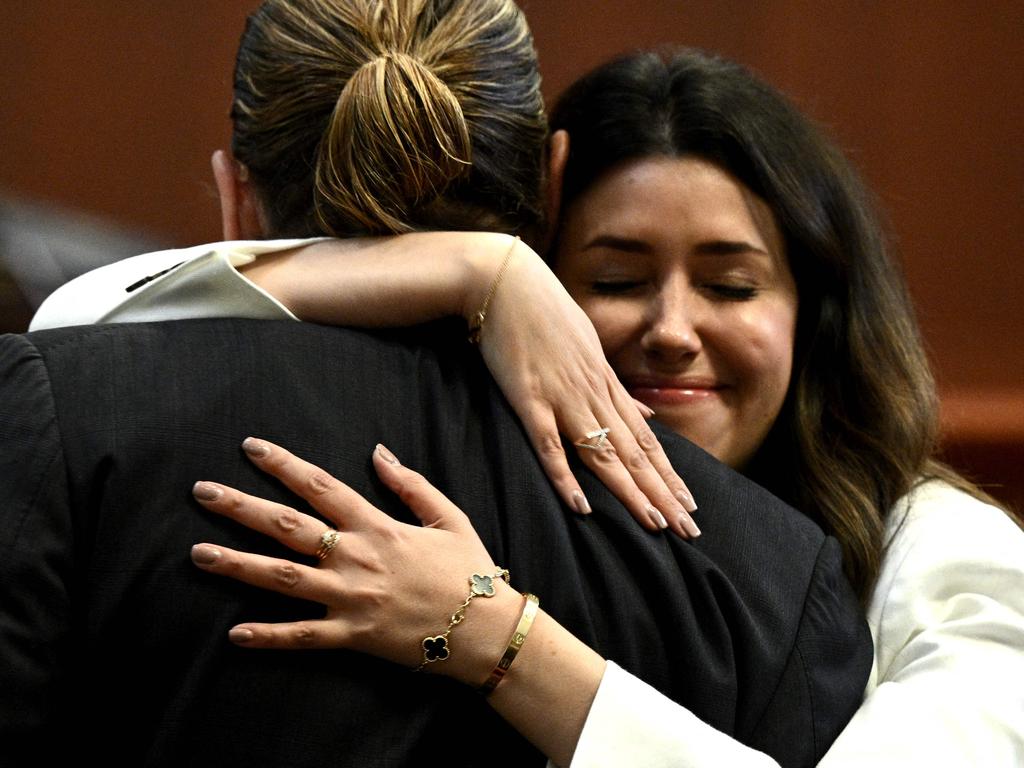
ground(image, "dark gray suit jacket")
xmin=0 ymin=318 xmax=871 ymax=766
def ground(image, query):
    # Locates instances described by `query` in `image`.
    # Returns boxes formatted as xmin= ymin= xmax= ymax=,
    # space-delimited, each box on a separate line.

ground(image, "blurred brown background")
xmin=1 ymin=1 xmax=1021 ymax=509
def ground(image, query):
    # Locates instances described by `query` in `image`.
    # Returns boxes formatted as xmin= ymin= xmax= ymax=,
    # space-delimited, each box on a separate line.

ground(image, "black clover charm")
xmin=470 ymin=573 xmax=495 ymax=597
xmin=422 ymin=635 xmax=449 ymax=663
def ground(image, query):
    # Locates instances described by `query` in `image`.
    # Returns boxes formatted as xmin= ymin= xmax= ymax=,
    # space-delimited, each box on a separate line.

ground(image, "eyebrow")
xmin=582 ymin=234 xmax=653 ymax=255
xmin=583 ymin=234 xmax=771 ymax=258
xmin=693 ymin=240 xmax=772 ymax=258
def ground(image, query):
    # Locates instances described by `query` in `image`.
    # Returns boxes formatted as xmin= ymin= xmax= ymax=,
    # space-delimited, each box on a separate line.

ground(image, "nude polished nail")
xmin=191 ymin=544 xmax=222 ymax=565
xmin=676 ymin=489 xmax=698 ymax=513
xmin=192 ymin=481 xmax=222 ymax=501
xmin=572 ymin=489 xmax=593 ymax=515
xmin=241 ymin=437 xmax=270 ymax=457
xmin=375 ymin=443 xmax=400 ymax=465
xmin=679 ymin=512 xmax=702 ymax=538
xmin=647 ymin=504 xmax=669 ymax=529
xmin=229 ymin=627 xmax=254 ymax=643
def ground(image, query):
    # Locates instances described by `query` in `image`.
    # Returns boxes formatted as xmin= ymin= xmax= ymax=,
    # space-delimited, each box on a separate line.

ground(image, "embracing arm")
xmin=240 ymin=233 xmax=700 ymax=538
xmin=31 ymin=233 xmax=699 ymax=539
xmin=190 ymin=438 xmax=603 ymax=766
xmin=189 ymin=439 xmax=786 ymax=767
xmin=238 ymin=232 xmax=501 ymax=327
xmin=200 ymin=441 xmax=1023 ymax=766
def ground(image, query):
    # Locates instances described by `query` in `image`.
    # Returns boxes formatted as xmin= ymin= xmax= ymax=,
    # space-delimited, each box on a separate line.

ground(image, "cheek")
xmin=575 ymin=300 xmax=637 ymax=358
xmin=731 ymin=306 xmax=797 ymax=393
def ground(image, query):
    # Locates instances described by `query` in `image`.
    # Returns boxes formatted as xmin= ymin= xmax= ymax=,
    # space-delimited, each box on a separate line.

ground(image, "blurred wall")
xmin=2 ymin=1 xmax=1021 ymax=508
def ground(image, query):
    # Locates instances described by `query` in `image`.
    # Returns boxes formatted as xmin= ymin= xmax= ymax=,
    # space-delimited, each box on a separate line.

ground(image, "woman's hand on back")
xmin=191 ymin=437 xmax=606 ymax=764
xmin=190 ymin=438 xmax=520 ymax=685
xmin=465 ymin=236 xmax=700 ymax=538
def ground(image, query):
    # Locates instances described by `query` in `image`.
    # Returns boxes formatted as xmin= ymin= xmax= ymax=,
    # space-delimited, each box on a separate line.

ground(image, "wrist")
xmin=486 ymin=611 xmax=606 ymax=767
xmin=478 ymin=592 xmax=540 ymax=695
xmin=460 ymin=233 xmax=527 ymax=325
xmin=447 ymin=581 xmax=525 ymax=687
xmin=414 ymin=569 xmax=525 ymax=687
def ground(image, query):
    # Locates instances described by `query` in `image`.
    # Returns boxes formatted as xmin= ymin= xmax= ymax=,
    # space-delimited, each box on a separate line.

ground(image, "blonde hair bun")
xmin=316 ymin=50 xmax=472 ymax=234
xmin=230 ymin=0 xmax=546 ymax=239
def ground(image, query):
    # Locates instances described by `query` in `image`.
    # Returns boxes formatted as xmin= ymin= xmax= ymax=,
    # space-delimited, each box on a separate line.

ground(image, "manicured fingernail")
xmin=375 ymin=443 xmax=400 ymax=465
xmin=242 ymin=437 xmax=270 ymax=458
xmin=191 ymin=544 xmax=221 ymax=566
xmin=192 ymin=481 xmax=222 ymax=501
xmin=675 ymin=489 xmax=698 ymax=513
xmin=637 ymin=402 xmax=656 ymax=418
xmin=229 ymin=627 xmax=254 ymax=643
xmin=647 ymin=504 xmax=669 ymax=529
xmin=572 ymin=489 xmax=592 ymax=515
xmin=679 ymin=512 xmax=702 ymax=538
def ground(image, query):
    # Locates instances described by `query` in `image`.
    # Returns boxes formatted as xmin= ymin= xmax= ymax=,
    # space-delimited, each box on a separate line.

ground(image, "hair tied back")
xmin=316 ymin=50 xmax=472 ymax=234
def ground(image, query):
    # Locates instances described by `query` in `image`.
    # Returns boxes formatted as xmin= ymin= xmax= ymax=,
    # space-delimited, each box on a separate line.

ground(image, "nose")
xmin=640 ymin=284 xmax=702 ymax=362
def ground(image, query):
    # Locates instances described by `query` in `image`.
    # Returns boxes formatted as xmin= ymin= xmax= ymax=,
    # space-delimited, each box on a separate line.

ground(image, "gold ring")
xmin=574 ymin=427 xmax=611 ymax=451
xmin=316 ymin=528 xmax=340 ymax=560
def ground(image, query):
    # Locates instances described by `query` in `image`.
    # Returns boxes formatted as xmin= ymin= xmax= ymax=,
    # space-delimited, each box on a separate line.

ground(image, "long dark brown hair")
xmin=550 ymin=48 xmax=1017 ymax=599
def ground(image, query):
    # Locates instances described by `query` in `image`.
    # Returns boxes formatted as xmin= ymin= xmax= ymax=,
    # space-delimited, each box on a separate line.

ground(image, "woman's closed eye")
xmin=703 ymin=283 xmax=758 ymax=301
xmin=591 ymin=279 xmax=645 ymax=295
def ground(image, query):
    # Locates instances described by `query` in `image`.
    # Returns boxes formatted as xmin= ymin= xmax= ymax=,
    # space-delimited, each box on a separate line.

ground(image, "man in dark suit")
xmin=1 ymin=317 xmax=869 ymax=766
xmin=0 ymin=1 xmax=870 ymax=764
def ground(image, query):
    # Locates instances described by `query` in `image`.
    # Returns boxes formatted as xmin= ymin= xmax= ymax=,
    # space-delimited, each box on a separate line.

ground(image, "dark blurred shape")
xmin=0 ymin=195 xmax=165 ymax=333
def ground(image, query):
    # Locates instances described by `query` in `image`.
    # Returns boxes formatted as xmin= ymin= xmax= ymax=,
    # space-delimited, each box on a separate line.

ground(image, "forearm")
xmin=238 ymin=231 xmax=521 ymax=327
xmin=492 ymin=613 xmax=605 ymax=767
xmin=447 ymin=586 xmax=605 ymax=767
xmin=460 ymin=593 xmax=782 ymax=768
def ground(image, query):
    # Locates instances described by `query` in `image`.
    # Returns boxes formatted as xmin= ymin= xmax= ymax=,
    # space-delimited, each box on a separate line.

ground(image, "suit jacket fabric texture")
xmin=0 ymin=318 xmax=871 ymax=767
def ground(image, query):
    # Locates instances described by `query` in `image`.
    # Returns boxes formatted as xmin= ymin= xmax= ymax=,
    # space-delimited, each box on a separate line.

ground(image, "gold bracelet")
xmin=467 ymin=235 xmax=520 ymax=344
xmin=416 ymin=568 xmax=510 ymax=671
xmin=478 ymin=592 xmax=539 ymax=695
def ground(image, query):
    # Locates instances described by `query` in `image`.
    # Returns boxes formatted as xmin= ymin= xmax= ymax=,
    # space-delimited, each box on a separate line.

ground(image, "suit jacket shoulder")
xmin=0 ymin=333 xmax=75 ymax=747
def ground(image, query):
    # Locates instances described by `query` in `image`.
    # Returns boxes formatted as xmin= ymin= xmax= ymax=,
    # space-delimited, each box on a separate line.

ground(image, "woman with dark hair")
xmin=33 ymin=26 xmax=1024 ymax=767
xmin=549 ymin=48 xmax=959 ymax=601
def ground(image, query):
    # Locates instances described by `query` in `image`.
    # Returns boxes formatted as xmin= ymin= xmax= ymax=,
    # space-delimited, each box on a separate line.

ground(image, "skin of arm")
xmin=237 ymin=231 xmax=514 ymax=329
xmin=190 ymin=438 xmax=604 ymax=766
xmin=489 ymin=610 xmax=606 ymax=766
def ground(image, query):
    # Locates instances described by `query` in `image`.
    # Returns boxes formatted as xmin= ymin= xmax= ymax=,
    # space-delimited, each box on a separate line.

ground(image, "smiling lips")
xmin=625 ymin=377 xmax=724 ymax=406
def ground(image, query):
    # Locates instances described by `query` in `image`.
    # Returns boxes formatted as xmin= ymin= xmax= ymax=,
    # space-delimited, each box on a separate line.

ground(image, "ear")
xmin=211 ymin=149 xmax=267 ymax=240
xmin=540 ymin=129 xmax=570 ymax=254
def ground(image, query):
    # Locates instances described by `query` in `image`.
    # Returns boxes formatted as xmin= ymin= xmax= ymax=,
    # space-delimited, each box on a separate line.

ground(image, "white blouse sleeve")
xmin=557 ymin=661 xmax=778 ymax=768
xmin=817 ymin=482 xmax=1024 ymax=766
xmin=28 ymin=238 xmax=325 ymax=330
